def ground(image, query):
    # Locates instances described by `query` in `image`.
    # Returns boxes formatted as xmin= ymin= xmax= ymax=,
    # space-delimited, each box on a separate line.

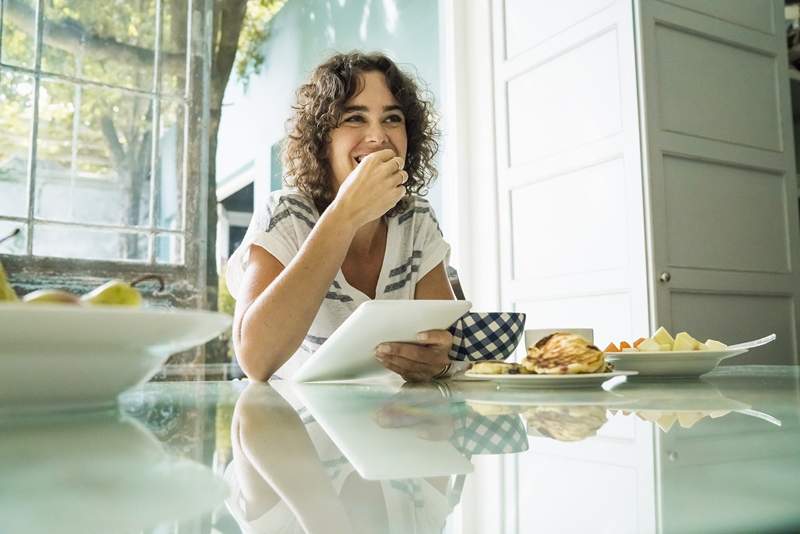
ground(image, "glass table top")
xmin=1 ymin=365 xmax=798 ymax=534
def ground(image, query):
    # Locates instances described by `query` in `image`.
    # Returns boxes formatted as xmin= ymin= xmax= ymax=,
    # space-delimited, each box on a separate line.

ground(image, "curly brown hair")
xmin=283 ymin=51 xmax=439 ymax=216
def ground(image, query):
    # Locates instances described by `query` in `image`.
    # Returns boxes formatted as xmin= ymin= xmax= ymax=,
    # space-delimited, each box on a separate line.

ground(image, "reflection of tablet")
xmin=274 ymin=381 xmax=474 ymax=480
xmin=293 ymin=300 xmax=471 ymax=383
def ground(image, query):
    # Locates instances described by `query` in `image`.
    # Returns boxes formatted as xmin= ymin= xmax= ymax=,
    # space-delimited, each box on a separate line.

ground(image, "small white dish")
xmin=605 ymin=349 xmax=748 ymax=377
xmin=456 ymin=370 xmax=637 ymax=388
xmin=0 ymin=303 xmax=231 ymax=411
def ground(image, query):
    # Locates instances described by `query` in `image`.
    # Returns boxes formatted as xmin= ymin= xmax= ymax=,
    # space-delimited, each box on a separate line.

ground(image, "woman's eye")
xmin=385 ymin=114 xmax=404 ymax=123
xmin=343 ymin=115 xmax=364 ymax=123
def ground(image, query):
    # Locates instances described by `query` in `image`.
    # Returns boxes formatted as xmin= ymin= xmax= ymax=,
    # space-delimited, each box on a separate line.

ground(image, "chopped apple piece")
xmin=619 ymin=341 xmax=631 ymax=350
xmin=604 ymin=342 xmax=620 ymax=353
xmin=652 ymin=326 xmax=674 ymax=349
xmin=704 ymin=339 xmax=728 ymax=351
xmin=637 ymin=338 xmax=662 ymax=352
xmin=673 ymin=332 xmax=702 ymax=351
xmin=633 ymin=337 xmax=646 ymax=348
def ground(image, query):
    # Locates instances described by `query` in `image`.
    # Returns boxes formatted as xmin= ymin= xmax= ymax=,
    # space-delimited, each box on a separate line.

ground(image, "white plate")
xmin=0 ymin=303 xmax=231 ymax=411
xmin=605 ymin=349 xmax=748 ymax=377
xmin=456 ymin=370 xmax=637 ymax=388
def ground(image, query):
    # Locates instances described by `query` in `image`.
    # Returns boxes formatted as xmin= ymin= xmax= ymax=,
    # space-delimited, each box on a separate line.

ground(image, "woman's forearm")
xmin=237 ymin=205 xmax=357 ymax=380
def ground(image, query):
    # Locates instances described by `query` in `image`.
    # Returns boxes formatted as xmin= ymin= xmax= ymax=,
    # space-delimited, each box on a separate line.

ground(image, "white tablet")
xmin=292 ymin=300 xmax=471 ymax=383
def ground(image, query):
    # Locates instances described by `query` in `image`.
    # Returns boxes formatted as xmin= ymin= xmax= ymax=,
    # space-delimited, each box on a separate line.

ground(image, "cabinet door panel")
xmin=656 ymin=24 xmax=781 ymax=152
xmin=663 ymin=156 xmax=790 ymax=273
xmin=660 ymin=0 xmax=775 ymax=35
xmin=506 ymin=29 xmax=622 ymax=167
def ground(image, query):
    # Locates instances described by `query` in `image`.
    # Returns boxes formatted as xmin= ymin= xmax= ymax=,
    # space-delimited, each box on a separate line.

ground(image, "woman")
xmin=226 ymin=51 xmax=456 ymax=382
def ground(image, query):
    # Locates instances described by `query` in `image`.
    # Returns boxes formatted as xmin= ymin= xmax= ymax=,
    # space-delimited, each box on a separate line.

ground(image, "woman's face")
xmin=327 ymin=71 xmax=408 ymax=191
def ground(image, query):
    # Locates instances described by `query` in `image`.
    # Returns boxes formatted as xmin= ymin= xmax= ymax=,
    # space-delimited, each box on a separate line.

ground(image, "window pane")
xmin=41 ymin=1 xmax=158 ymax=92
xmin=0 ymin=71 xmax=34 ymax=218
xmin=35 ymin=80 xmax=153 ymax=228
xmin=0 ymin=221 xmax=27 ymax=255
xmin=0 ymin=0 xmax=36 ymax=68
xmin=155 ymin=99 xmax=185 ymax=230
xmin=160 ymin=0 xmax=189 ymax=96
xmin=33 ymin=223 xmax=148 ymax=261
xmin=155 ymin=233 xmax=183 ymax=264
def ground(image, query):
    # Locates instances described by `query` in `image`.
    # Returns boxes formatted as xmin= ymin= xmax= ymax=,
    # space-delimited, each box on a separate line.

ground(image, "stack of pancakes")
xmin=522 ymin=333 xmax=610 ymax=374
xmin=466 ymin=332 xmax=611 ymax=375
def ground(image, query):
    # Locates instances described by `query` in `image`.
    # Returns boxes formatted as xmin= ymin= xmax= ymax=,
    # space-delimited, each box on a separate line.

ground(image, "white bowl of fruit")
xmin=602 ymin=327 xmax=774 ymax=377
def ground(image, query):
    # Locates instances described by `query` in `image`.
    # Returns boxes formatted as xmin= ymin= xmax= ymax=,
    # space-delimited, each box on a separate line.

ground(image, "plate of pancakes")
xmin=458 ymin=332 xmax=637 ymax=388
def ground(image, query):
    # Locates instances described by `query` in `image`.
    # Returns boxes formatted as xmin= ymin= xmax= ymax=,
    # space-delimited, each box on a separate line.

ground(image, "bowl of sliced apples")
xmin=602 ymin=327 xmax=764 ymax=378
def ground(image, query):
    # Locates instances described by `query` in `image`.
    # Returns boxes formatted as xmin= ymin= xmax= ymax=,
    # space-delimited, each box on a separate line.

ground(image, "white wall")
xmin=216 ymin=0 xmax=443 ymax=225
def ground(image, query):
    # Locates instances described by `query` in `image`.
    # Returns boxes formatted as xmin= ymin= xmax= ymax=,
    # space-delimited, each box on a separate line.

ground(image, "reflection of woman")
xmin=226 ymin=52 xmax=456 ymax=382
xmin=225 ymin=383 xmax=456 ymax=534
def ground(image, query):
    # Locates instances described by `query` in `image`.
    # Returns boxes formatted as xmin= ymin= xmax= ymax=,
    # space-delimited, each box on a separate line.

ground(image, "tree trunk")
xmin=203 ymin=0 xmax=248 ymax=364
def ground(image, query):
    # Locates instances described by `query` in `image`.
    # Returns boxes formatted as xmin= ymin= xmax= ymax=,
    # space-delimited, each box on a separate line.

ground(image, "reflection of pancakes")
xmin=522 ymin=333 xmax=606 ymax=374
xmin=465 ymin=401 xmax=518 ymax=416
xmin=523 ymin=405 xmax=608 ymax=441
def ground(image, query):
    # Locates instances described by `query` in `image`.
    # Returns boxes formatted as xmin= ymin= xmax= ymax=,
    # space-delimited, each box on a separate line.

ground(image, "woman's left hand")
xmin=375 ymin=329 xmax=454 ymax=382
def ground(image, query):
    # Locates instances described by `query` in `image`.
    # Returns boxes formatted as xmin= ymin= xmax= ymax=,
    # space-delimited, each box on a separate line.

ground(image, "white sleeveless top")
xmin=225 ymin=189 xmax=450 ymax=379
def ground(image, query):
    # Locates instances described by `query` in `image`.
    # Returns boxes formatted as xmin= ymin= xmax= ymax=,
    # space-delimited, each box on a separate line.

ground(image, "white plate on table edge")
xmin=454 ymin=370 xmax=637 ymax=388
xmin=605 ymin=349 xmax=747 ymax=360
xmin=0 ymin=302 xmax=231 ymax=355
xmin=0 ymin=303 xmax=231 ymax=412
xmin=604 ymin=349 xmax=748 ymax=377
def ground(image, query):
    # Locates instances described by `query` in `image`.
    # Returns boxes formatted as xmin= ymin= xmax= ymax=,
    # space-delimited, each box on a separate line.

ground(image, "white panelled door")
xmin=490 ymin=1 xmax=655 ymax=533
xmin=493 ymin=0 xmax=650 ymax=350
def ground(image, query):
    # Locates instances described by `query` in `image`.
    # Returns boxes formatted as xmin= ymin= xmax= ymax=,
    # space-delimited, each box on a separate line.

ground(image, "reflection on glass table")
xmin=498 ymin=367 xmax=800 ymax=534
xmin=226 ymin=382 xmax=527 ymax=534
xmin=0 ymin=410 xmax=227 ymax=534
xmin=5 ymin=366 xmax=791 ymax=533
xmin=609 ymin=378 xmax=782 ymax=432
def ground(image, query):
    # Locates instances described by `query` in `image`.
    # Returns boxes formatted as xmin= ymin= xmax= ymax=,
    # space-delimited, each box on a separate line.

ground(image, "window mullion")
xmin=180 ymin=0 xmax=195 ymax=234
xmin=0 ymin=0 xmax=5 ymax=61
xmin=148 ymin=0 xmax=164 ymax=264
xmin=24 ymin=0 xmax=46 ymax=255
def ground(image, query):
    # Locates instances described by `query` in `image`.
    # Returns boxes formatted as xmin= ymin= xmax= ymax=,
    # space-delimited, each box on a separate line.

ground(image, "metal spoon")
xmin=727 ymin=333 xmax=776 ymax=351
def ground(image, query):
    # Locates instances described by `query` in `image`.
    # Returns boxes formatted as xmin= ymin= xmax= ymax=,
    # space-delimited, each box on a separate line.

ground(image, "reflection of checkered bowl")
xmin=450 ymin=413 xmax=529 ymax=455
xmin=447 ymin=312 xmax=526 ymax=362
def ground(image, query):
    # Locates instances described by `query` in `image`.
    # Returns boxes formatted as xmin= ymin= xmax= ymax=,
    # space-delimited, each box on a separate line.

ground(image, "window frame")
xmin=0 ymin=0 xmax=213 ymax=325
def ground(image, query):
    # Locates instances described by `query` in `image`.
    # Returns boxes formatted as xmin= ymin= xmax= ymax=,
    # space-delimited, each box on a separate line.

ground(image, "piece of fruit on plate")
xmin=604 ymin=326 xmax=728 ymax=353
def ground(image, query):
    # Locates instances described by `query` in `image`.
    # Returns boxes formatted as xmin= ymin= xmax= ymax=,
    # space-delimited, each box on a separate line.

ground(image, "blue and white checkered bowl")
xmin=447 ymin=312 xmax=526 ymax=362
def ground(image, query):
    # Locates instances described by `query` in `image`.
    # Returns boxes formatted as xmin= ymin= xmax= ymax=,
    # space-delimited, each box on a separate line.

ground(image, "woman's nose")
xmin=364 ymin=121 xmax=389 ymax=144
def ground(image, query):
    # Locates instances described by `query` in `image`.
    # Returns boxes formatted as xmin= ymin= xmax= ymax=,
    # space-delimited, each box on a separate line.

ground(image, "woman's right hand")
xmin=330 ymin=148 xmax=407 ymax=229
